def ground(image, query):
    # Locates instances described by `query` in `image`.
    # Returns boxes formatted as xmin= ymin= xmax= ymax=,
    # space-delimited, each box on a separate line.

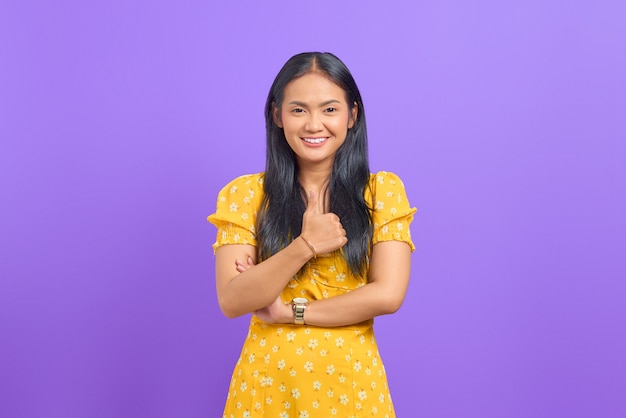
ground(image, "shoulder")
xmin=216 ymin=172 xmax=265 ymax=198
xmin=366 ymin=171 xmax=413 ymax=211
xmin=214 ymin=172 xmax=265 ymax=207
xmin=368 ymin=171 xmax=408 ymax=190
xmin=218 ymin=172 xmax=265 ymax=192
xmin=209 ymin=173 xmax=265 ymax=224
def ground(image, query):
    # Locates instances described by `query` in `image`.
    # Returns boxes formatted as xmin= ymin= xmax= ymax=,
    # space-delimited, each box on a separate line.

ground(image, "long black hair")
xmin=256 ymin=52 xmax=372 ymax=277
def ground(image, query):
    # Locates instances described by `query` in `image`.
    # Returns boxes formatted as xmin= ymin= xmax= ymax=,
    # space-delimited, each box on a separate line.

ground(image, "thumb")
xmin=306 ymin=191 xmax=320 ymax=214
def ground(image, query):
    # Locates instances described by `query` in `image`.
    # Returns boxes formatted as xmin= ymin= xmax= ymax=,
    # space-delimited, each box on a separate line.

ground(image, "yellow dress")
xmin=208 ymin=171 xmax=416 ymax=418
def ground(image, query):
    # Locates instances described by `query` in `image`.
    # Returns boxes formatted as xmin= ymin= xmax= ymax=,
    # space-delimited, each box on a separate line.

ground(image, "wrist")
xmin=291 ymin=297 xmax=309 ymax=325
xmin=299 ymin=235 xmax=317 ymax=260
xmin=286 ymin=236 xmax=316 ymax=265
xmin=281 ymin=301 xmax=293 ymax=324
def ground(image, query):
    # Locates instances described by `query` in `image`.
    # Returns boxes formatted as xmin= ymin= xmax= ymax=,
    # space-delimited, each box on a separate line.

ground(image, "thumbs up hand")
xmin=300 ymin=191 xmax=348 ymax=256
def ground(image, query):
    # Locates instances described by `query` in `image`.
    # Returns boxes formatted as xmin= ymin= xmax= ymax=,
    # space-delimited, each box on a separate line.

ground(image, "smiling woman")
xmin=207 ymin=52 xmax=416 ymax=418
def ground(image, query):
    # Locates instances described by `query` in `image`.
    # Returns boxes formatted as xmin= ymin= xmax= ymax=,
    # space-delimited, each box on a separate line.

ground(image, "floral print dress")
xmin=208 ymin=171 xmax=416 ymax=418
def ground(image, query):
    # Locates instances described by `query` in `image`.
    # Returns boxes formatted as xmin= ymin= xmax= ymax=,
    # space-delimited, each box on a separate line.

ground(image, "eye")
xmin=291 ymin=108 xmax=304 ymax=113
xmin=324 ymin=107 xmax=337 ymax=113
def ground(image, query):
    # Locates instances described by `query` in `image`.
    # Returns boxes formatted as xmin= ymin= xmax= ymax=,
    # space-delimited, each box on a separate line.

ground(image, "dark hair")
xmin=256 ymin=52 xmax=372 ymax=276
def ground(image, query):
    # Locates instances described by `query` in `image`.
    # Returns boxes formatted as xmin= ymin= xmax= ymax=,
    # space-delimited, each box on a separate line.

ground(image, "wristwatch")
xmin=292 ymin=297 xmax=309 ymax=325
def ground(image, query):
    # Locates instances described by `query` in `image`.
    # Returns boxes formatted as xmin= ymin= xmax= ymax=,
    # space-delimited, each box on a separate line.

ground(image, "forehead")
xmin=282 ymin=72 xmax=347 ymax=103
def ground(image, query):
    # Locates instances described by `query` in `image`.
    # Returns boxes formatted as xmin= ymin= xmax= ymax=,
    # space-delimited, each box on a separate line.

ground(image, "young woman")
xmin=208 ymin=52 xmax=416 ymax=418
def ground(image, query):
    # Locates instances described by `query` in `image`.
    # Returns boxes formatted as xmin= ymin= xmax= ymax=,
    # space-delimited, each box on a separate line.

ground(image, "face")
xmin=274 ymin=71 xmax=358 ymax=170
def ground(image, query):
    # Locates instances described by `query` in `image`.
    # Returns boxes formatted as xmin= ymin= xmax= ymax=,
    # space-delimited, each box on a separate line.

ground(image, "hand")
xmin=235 ymin=256 xmax=255 ymax=273
xmin=301 ymin=191 xmax=348 ymax=255
xmin=254 ymin=296 xmax=291 ymax=324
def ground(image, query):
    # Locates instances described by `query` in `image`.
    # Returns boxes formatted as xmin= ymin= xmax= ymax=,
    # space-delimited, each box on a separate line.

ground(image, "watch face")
xmin=293 ymin=297 xmax=308 ymax=304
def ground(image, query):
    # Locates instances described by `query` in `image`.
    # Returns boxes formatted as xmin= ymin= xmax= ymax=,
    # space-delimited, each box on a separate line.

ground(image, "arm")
xmin=215 ymin=191 xmax=347 ymax=318
xmin=306 ymin=240 xmax=412 ymax=326
xmin=215 ymin=239 xmax=312 ymax=318
xmin=254 ymin=240 xmax=412 ymax=326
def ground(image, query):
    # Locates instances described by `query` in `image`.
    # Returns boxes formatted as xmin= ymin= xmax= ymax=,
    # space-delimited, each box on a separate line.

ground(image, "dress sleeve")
xmin=369 ymin=171 xmax=417 ymax=251
xmin=207 ymin=174 xmax=263 ymax=254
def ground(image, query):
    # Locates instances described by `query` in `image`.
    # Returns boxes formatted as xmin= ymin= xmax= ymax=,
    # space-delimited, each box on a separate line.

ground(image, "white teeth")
xmin=303 ymin=137 xmax=327 ymax=144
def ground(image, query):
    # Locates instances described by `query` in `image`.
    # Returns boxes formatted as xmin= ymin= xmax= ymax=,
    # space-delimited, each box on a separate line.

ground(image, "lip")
xmin=301 ymin=137 xmax=329 ymax=146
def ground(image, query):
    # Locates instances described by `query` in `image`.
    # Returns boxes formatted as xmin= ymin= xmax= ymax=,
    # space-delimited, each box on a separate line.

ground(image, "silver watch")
xmin=292 ymin=297 xmax=309 ymax=325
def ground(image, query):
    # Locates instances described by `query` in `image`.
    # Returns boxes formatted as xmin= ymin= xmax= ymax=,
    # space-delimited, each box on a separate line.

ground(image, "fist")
xmin=301 ymin=191 xmax=347 ymax=255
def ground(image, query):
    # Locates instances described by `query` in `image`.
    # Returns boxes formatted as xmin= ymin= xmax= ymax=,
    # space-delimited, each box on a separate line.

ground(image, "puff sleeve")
xmin=207 ymin=173 xmax=264 ymax=254
xmin=367 ymin=171 xmax=417 ymax=251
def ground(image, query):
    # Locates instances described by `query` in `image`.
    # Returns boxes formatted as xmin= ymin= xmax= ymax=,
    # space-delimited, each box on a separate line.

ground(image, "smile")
xmin=302 ymin=137 xmax=329 ymax=144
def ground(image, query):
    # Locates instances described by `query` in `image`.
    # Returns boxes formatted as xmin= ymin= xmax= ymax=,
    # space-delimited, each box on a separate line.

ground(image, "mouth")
xmin=302 ymin=137 xmax=329 ymax=144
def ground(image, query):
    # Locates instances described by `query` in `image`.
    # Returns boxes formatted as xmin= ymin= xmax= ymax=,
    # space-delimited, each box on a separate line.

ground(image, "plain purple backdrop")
xmin=1 ymin=1 xmax=625 ymax=417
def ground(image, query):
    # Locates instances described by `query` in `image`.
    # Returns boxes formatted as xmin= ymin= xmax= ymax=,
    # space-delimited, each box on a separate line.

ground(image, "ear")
xmin=348 ymin=101 xmax=358 ymax=129
xmin=272 ymin=103 xmax=283 ymax=128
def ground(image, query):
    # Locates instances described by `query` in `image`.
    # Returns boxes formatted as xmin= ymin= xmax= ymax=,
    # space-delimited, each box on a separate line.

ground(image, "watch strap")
xmin=292 ymin=299 xmax=308 ymax=325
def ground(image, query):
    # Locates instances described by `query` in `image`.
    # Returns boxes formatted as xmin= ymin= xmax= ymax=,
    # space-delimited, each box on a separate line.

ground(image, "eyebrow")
xmin=286 ymin=99 xmax=342 ymax=107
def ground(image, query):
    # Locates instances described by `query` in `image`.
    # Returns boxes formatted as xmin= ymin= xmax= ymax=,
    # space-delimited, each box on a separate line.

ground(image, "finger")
xmin=305 ymin=190 xmax=320 ymax=215
xmin=235 ymin=259 xmax=249 ymax=272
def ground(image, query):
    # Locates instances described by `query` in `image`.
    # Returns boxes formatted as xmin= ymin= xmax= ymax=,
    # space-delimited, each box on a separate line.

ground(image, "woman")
xmin=208 ymin=52 xmax=416 ymax=418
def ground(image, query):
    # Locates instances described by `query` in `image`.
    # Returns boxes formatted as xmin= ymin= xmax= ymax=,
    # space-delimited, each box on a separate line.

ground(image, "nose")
xmin=305 ymin=112 xmax=323 ymax=132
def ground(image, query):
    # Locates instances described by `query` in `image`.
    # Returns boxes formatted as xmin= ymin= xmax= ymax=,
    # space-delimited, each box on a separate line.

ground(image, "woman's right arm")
xmin=215 ymin=239 xmax=313 ymax=318
xmin=215 ymin=191 xmax=347 ymax=318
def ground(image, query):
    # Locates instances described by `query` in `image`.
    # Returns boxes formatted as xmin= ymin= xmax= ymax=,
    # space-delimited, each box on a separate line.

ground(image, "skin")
xmin=215 ymin=71 xmax=412 ymax=326
xmin=275 ymin=71 xmax=357 ymax=179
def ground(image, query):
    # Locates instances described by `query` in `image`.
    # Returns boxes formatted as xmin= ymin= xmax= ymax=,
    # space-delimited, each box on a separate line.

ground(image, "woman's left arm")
xmin=254 ymin=240 xmax=412 ymax=326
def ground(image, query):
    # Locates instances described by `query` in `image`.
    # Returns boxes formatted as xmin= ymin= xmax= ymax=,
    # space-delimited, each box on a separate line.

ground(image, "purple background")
xmin=1 ymin=1 xmax=625 ymax=417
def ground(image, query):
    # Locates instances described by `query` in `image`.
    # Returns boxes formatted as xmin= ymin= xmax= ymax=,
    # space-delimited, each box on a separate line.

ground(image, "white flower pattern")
xmin=208 ymin=172 xmax=415 ymax=417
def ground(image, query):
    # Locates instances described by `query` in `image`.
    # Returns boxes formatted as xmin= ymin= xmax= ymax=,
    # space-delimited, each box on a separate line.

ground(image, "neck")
xmin=297 ymin=163 xmax=332 ymax=194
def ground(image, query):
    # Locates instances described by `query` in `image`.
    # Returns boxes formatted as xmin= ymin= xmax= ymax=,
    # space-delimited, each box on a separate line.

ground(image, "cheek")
xmin=279 ymin=115 xmax=295 ymax=132
xmin=335 ymin=115 xmax=351 ymax=131
xmin=278 ymin=107 xmax=300 ymax=131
